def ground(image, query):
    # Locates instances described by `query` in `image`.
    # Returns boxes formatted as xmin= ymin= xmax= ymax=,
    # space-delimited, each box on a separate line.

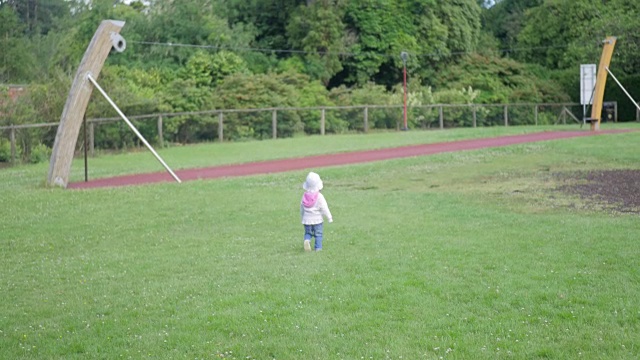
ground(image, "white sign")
xmin=580 ymin=64 xmax=596 ymax=105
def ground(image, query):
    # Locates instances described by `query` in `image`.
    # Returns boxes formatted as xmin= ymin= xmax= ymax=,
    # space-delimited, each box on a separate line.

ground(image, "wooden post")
xmin=472 ymin=106 xmax=477 ymax=128
xmin=534 ymin=105 xmax=538 ymax=125
xmin=363 ymin=107 xmax=369 ymax=133
xmin=439 ymin=106 xmax=444 ymax=129
xmin=504 ymin=105 xmax=509 ymax=126
xmin=272 ymin=110 xmax=277 ymax=139
xmin=218 ymin=112 xmax=224 ymax=141
xmin=590 ymin=37 xmax=617 ymax=130
xmin=157 ymin=115 xmax=164 ymax=147
xmin=320 ymin=108 xmax=325 ymax=135
xmin=47 ymin=20 xmax=126 ymax=187
xmin=10 ymin=127 xmax=16 ymax=163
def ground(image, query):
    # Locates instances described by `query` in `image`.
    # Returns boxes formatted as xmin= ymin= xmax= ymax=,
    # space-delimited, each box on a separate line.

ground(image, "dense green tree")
xmin=286 ymin=0 xmax=346 ymax=85
xmin=0 ymin=0 xmax=70 ymax=36
xmin=516 ymin=1 xmax=602 ymax=69
xmin=337 ymin=0 xmax=481 ymax=88
xmin=181 ymin=51 xmax=249 ymax=88
xmin=0 ymin=6 xmax=35 ymax=82
xmin=432 ymin=53 xmax=570 ymax=103
xmin=437 ymin=0 xmax=482 ymax=56
xmin=482 ymin=0 xmax=542 ymax=49
xmin=224 ymin=0 xmax=300 ymax=51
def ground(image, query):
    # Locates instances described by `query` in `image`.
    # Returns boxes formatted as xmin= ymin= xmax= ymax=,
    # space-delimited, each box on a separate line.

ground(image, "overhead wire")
xmin=130 ymin=40 xmax=576 ymax=60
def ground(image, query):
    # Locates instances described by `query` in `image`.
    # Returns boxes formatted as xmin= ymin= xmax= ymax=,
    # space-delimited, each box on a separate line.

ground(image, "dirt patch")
xmin=557 ymin=170 xmax=640 ymax=214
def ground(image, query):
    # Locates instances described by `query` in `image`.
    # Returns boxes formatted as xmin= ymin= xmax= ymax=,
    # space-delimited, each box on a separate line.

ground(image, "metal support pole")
xmin=86 ymin=74 xmax=181 ymax=183
xmin=605 ymin=67 xmax=640 ymax=113
xmin=320 ymin=108 xmax=325 ymax=135
xmin=400 ymin=51 xmax=409 ymax=131
xmin=439 ymin=106 xmax=444 ymax=129
xmin=403 ymin=67 xmax=407 ymax=130
xmin=83 ymin=115 xmax=88 ymax=182
xmin=534 ymin=105 xmax=538 ymax=125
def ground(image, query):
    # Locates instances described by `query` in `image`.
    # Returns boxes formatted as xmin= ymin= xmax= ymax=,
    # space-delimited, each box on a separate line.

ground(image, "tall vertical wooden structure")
xmin=590 ymin=36 xmax=617 ymax=131
xmin=47 ymin=20 xmax=125 ymax=188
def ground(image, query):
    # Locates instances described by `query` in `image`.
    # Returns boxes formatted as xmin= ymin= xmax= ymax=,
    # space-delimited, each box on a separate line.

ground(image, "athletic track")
xmin=68 ymin=130 xmax=629 ymax=189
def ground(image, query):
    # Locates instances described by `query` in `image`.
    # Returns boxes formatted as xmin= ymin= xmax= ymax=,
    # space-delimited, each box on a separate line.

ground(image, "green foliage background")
xmin=1 ymin=0 xmax=639 ymax=160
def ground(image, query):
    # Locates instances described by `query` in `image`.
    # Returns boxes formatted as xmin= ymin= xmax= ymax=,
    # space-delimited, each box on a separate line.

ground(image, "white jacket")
xmin=300 ymin=191 xmax=332 ymax=225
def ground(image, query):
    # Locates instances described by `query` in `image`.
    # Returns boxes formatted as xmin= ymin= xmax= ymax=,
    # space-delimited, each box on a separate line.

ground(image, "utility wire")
xmin=130 ymin=40 xmax=575 ymax=59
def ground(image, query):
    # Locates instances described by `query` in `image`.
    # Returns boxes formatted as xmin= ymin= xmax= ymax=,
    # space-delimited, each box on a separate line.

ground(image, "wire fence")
xmin=0 ymin=102 xmax=616 ymax=163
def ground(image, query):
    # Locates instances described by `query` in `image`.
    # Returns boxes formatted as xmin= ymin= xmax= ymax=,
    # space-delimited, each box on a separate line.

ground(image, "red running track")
xmin=68 ymin=130 xmax=629 ymax=189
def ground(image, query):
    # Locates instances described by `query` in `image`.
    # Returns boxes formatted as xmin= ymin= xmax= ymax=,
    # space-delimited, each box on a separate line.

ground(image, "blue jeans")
xmin=304 ymin=223 xmax=324 ymax=250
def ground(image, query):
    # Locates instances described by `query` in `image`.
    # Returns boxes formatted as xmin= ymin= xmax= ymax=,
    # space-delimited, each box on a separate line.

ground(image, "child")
xmin=300 ymin=172 xmax=333 ymax=252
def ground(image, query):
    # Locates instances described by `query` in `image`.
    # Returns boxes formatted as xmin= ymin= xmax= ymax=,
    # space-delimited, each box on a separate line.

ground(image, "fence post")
xmin=472 ymin=105 xmax=477 ymax=128
xmin=321 ymin=108 xmax=325 ymax=135
xmin=363 ymin=107 xmax=369 ymax=133
xmin=614 ymin=102 xmax=618 ymax=122
xmin=272 ymin=110 xmax=277 ymax=139
xmin=10 ymin=127 xmax=16 ymax=163
xmin=439 ymin=106 xmax=444 ymax=129
xmin=89 ymin=122 xmax=95 ymax=156
xmin=534 ymin=105 xmax=538 ymax=125
xmin=637 ymin=103 xmax=639 ymax=122
xmin=504 ymin=105 xmax=509 ymax=126
xmin=157 ymin=115 xmax=164 ymax=147
xmin=218 ymin=112 xmax=224 ymax=141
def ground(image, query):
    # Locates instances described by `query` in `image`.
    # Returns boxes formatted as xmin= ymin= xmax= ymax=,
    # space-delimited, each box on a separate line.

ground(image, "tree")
xmin=224 ymin=0 xmax=300 ymax=51
xmin=0 ymin=0 xmax=70 ymax=36
xmin=482 ymin=0 xmax=542 ymax=49
xmin=516 ymin=0 xmax=602 ymax=69
xmin=286 ymin=0 xmax=346 ymax=85
xmin=0 ymin=6 xmax=35 ymax=82
xmin=432 ymin=53 xmax=570 ymax=103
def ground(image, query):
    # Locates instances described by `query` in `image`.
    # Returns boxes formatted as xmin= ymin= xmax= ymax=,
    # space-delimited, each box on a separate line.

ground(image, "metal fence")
xmin=0 ymin=102 xmax=616 ymax=163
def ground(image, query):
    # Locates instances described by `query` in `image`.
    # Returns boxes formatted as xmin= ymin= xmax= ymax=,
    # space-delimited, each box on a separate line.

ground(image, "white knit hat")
xmin=302 ymin=172 xmax=323 ymax=192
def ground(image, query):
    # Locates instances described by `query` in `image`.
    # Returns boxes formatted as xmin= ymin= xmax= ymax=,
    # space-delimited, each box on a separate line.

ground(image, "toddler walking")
xmin=300 ymin=172 xmax=333 ymax=252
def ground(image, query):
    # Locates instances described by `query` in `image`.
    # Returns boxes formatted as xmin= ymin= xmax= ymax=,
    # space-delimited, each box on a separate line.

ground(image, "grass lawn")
xmin=1 ymin=124 xmax=639 ymax=359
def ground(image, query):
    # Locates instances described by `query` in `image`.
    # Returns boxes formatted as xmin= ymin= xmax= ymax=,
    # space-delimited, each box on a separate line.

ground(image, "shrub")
xmin=29 ymin=143 xmax=51 ymax=164
xmin=0 ymin=138 xmax=12 ymax=162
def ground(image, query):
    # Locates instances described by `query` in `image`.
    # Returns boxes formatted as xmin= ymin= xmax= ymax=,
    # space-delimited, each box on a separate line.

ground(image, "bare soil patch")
xmin=558 ymin=169 xmax=640 ymax=214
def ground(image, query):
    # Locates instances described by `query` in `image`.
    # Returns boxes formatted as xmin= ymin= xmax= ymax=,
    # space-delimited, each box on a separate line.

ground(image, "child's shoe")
xmin=304 ymin=240 xmax=311 ymax=252
xmin=315 ymin=248 xmax=322 ymax=252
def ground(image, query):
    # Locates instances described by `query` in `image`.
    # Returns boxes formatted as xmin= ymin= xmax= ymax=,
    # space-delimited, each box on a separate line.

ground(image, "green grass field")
xmin=2 ymin=124 xmax=640 ymax=359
